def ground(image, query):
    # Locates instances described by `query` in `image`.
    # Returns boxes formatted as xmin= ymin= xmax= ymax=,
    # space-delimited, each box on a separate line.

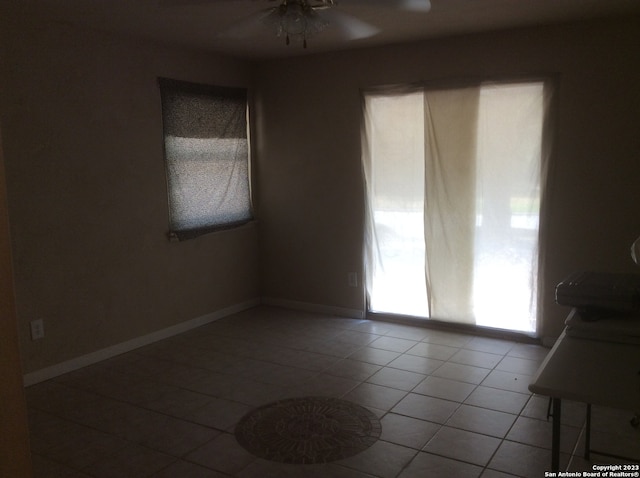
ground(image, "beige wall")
xmin=0 ymin=128 xmax=32 ymax=477
xmin=2 ymin=11 xmax=639 ymax=381
xmin=0 ymin=15 xmax=259 ymax=373
xmin=255 ymin=17 xmax=640 ymax=340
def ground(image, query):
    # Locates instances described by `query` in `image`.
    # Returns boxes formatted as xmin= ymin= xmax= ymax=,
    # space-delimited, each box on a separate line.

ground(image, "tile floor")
xmin=27 ymin=306 xmax=639 ymax=478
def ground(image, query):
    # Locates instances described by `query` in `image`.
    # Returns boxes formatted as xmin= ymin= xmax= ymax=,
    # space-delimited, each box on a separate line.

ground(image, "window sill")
xmin=167 ymin=218 xmax=256 ymax=242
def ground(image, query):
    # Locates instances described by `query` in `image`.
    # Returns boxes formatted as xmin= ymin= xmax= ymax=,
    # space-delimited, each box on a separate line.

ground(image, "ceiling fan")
xmin=163 ymin=0 xmax=432 ymax=48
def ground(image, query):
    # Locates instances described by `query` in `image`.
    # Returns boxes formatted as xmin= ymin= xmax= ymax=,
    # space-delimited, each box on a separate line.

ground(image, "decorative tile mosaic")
xmin=234 ymin=396 xmax=382 ymax=464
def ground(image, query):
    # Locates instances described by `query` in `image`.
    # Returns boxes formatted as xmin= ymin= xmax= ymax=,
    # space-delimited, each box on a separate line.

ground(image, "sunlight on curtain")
xmin=424 ymin=87 xmax=480 ymax=323
xmin=362 ymin=81 xmax=547 ymax=334
xmin=362 ymin=91 xmax=428 ymax=317
xmin=473 ymin=83 xmax=544 ymax=332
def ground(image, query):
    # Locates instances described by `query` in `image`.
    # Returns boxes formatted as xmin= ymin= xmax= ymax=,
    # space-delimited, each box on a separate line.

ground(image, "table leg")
xmin=552 ymin=397 xmax=561 ymax=472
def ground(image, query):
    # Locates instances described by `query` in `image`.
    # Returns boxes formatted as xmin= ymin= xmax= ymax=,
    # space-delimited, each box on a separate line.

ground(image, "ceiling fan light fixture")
xmin=264 ymin=0 xmax=330 ymax=48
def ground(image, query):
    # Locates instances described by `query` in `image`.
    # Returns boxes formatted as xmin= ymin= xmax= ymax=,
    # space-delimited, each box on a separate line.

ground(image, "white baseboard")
xmin=261 ymin=297 xmax=365 ymax=320
xmin=23 ymin=298 xmax=261 ymax=386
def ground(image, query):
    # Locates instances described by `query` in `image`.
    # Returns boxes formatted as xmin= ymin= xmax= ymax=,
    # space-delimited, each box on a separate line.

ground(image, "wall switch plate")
xmin=348 ymin=272 xmax=358 ymax=287
xmin=30 ymin=319 xmax=45 ymax=340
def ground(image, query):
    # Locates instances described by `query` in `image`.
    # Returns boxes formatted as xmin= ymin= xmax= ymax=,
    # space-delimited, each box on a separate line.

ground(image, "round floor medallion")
xmin=234 ymin=396 xmax=381 ymax=464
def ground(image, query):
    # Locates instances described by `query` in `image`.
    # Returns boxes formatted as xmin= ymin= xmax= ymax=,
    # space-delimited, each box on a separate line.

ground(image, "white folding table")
xmin=529 ymin=310 xmax=640 ymax=471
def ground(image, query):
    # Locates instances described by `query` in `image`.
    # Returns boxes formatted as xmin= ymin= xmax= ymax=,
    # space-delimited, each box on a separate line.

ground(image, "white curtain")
xmin=423 ymin=87 xmax=480 ymax=322
xmin=362 ymin=90 xmax=428 ymax=318
xmin=473 ymin=83 xmax=547 ymax=332
xmin=362 ymin=80 xmax=550 ymax=333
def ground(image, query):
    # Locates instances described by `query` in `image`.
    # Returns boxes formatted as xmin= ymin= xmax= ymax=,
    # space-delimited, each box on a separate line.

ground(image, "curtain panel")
xmin=362 ymin=79 xmax=553 ymax=333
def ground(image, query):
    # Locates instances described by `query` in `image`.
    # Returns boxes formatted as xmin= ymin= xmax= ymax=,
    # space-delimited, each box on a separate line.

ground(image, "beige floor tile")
xmin=465 ymin=337 xmax=514 ymax=355
xmin=432 ymin=362 xmax=491 ymax=385
xmin=520 ymin=394 xmax=556 ymax=420
xmin=238 ymin=459 xmax=377 ymax=478
xmin=26 ymin=381 xmax=108 ymax=419
xmin=586 ymin=428 xmax=640 ymax=460
xmin=53 ymin=368 xmax=164 ymax=405
xmin=449 ymin=349 xmax=503 ymax=369
xmin=347 ymin=320 xmax=396 ymax=336
xmin=567 ymin=451 xmax=638 ymax=471
xmin=421 ymin=330 xmax=473 ymax=348
xmin=591 ymin=405 xmax=640 ymax=436
xmin=141 ymin=387 xmax=214 ymax=418
xmin=480 ymin=470 xmax=521 ymax=478
xmin=29 ymin=411 xmax=128 ymax=469
xmin=287 ymin=373 xmax=360 ymax=398
xmin=379 ymin=413 xmax=441 ymax=449
xmin=343 ymin=382 xmax=408 ymax=411
xmin=383 ymin=324 xmax=430 ymax=341
xmin=82 ymin=445 xmax=176 ymax=478
xmin=507 ymin=342 xmax=550 ymax=361
xmin=31 ymin=454 xmax=95 ymax=478
xmin=333 ymin=329 xmax=380 ymax=347
xmin=506 ymin=415 xmax=581 ymax=454
xmin=98 ymin=405 xmax=219 ymax=456
xmin=423 ymin=426 xmax=502 ymax=466
xmin=398 ymin=451 xmax=482 ymax=478
xmin=406 ymin=342 xmax=458 ymax=360
xmin=446 ymin=404 xmax=517 ymax=438
xmin=366 ymin=367 xmax=426 ymax=391
xmin=323 ymin=358 xmax=382 ymax=381
xmin=369 ymin=336 xmax=419 ymax=353
xmin=521 ymin=394 xmax=588 ymax=427
xmin=242 ymin=361 xmax=317 ymax=387
xmin=346 ymin=347 xmax=402 ymax=366
xmin=223 ymin=377 xmax=294 ymax=406
xmin=489 ymin=440 xmax=571 ymax=478
xmin=391 ymin=393 xmax=459 ymax=424
xmin=150 ymin=460 xmax=230 ymax=477
xmin=480 ymin=369 xmax=532 ymax=393
xmin=184 ymin=397 xmax=253 ymax=431
xmin=186 ymin=432 xmax=256 ymax=475
xmin=495 ymin=355 xmax=542 ymax=375
xmin=464 ymin=386 xmax=530 ymax=415
xmin=280 ymin=348 xmax=343 ymax=370
xmin=302 ymin=338 xmax=365 ymax=358
xmin=337 ymin=440 xmax=417 ymax=478
xmin=387 ymin=354 xmax=444 ymax=375
xmin=413 ymin=375 xmax=477 ymax=402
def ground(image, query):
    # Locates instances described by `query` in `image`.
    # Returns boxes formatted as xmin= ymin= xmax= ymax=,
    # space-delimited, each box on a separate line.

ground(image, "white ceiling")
xmin=8 ymin=0 xmax=640 ymax=59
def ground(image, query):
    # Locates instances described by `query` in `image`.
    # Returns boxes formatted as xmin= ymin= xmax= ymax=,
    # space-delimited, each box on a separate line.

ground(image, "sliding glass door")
xmin=362 ymin=81 xmax=549 ymax=334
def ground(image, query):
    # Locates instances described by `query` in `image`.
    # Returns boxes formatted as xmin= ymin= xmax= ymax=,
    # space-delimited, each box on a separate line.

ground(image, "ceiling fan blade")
xmin=340 ymin=0 xmax=431 ymax=13
xmin=157 ymin=0 xmax=217 ymax=6
xmin=321 ymin=9 xmax=380 ymax=40
xmin=158 ymin=0 xmax=271 ymax=7
xmin=217 ymin=8 xmax=274 ymax=39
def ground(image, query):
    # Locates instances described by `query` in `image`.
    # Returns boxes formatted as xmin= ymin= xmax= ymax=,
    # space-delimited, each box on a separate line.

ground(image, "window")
xmin=159 ymin=78 xmax=252 ymax=240
xmin=362 ymin=80 xmax=551 ymax=334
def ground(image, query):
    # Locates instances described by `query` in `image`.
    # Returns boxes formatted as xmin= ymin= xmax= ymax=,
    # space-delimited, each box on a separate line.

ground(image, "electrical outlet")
xmin=30 ymin=319 xmax=45 ymax=340
xmin=348 ymin=272 xmax=358 ymax=287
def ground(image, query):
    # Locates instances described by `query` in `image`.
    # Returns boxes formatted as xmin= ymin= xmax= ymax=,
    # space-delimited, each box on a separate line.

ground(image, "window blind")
xmin=159 ymin=78 xmax=252 ymax=240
